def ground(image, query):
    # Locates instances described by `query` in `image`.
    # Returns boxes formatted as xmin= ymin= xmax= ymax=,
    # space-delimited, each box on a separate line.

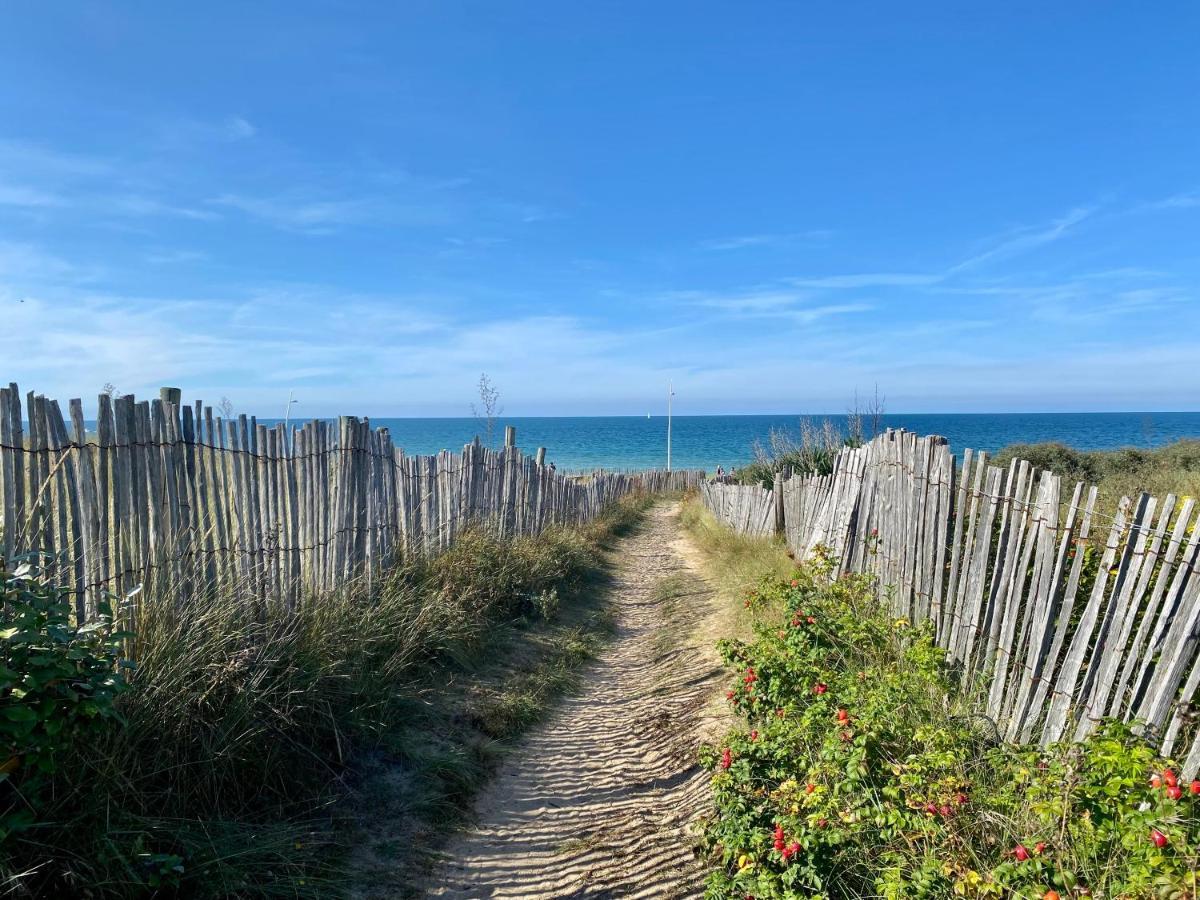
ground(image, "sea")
xmin=326 ymin=412 xmax=1200 ymax=473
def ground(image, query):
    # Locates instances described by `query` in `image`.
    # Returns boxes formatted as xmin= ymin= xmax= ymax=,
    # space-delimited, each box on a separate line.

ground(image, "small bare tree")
xmin=470 ymin=373 xmax=503 ymax=448
xmin=101 ymin=382 xmax=120 ymax=400
xmin=848 ymin=384 xmax=887 ymax=443
xmin=867 ymin=383 xmax=886 ymax=438
xmin=218 ymin=396 xmax=235 ymax=419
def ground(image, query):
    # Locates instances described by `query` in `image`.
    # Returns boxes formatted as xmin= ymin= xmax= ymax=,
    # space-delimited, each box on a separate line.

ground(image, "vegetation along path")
xmin=424 ymin=501 xmax=729 ymax=899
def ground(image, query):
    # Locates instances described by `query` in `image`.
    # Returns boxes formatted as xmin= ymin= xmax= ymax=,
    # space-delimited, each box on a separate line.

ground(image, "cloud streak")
xmin=948 ymin=205 xmax=1096 ymax=273
xmin=699 ymin=230 xmax=832 ymax=251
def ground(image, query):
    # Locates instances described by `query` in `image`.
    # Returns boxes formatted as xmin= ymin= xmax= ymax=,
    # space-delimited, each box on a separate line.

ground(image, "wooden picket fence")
xmin=701 ymin=429 xmax=1200 ymax=779
xmin=0 ymin=383 xmax=703 ymax=620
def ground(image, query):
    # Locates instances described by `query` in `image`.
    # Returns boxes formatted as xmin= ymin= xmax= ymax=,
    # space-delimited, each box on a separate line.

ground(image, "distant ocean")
xmin=305 ymin=412 xmax=1200 ymax=472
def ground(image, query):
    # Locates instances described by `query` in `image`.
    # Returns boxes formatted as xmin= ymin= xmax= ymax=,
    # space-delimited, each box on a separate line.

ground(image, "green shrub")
xmin=701 ymin=553 xmax=1200 ymax=899
xmin=0 ymin=556 xmax=129 ymax=842
xmin=993 ymin=438 xmax=1200 ymax=515
xmin=991 ymin=442 xmax=1099 ymax=485
xmin=738 ymin=420 xmax=864 ymax=490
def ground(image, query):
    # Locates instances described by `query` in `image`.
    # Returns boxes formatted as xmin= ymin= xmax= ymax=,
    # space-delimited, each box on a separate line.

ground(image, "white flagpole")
xmin=667 ymin=381 xmax=673 ymax=471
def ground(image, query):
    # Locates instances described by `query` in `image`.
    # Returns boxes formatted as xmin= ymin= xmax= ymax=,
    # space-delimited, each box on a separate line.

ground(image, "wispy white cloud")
xmin=5 ymin=263 xmax=1199 ymax=416
xmin=1027 ymin=285 xmax=1186 ymax=324
xmin=145 ymin=248 xmax=208 ymax=265
xmin=0 ymin=128 xmax=552 ymax=242
xmin=0 ymin=182 xmax=65 ymax=208
xmin=151 ymin=115 xmax=258 ymax=148
xmin=673 ymin=288 xmax=872 ymax=325
xmin=782 ymin=205 xmax=1100 ymax=296
xmin=688 ymin=290 xmax=806 ymax=312
xmin=0 ymin=140 xmax=112 ymax=179
xmin=948 ymin=205 xmax=1096 ymax=273
xmin=208 ymin=192 xmax=378 ymax=232
xmin=106 ymin=194 xmax=222 ymax=221
xmin=789 ymin=273 xmax=941 ymax=289
xmin=1144 ymin=190 xmax=1200 ymax=210
xmin=1076 ymin=267 xmax=1165 ymax=281
xmin=699 ymin=230 xmax=832 ymax=251
xmin=0 ymin=138 xmax=224 ymax=223
xmin=0 ymin=241 xmax=94 ymax=284
xmin=224 ymin=117 xmax=256 ymax=141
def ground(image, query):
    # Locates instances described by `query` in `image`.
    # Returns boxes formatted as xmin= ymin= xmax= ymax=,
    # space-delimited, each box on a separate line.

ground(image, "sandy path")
xmin=423 ymin=502 xmax=728 ymax=899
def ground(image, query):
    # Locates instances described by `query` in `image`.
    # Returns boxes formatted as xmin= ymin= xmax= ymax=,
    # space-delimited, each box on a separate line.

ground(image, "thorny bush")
xmin=702 ymin=549 xmax=1199 ymax=899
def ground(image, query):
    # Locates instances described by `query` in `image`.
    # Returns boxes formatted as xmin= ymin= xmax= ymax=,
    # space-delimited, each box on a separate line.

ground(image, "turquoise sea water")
xmin=308 ymin=412 xmax=1200 ymax=472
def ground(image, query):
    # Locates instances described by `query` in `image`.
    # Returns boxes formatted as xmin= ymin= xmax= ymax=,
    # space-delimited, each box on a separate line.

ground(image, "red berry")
xmin=1150 ymin=828 xmax=1168 ymax=848
xmin=813 ymin=682 xmax=828 ymax=695
xmin=807 ymin=615 xmax=816 ymax=624
xmin=749 ymin=730 xmax=758 ymax=742
xmin=805 ymin=782 xmax=815 ymax=794
xmin=1191 ymin=780 xmax=1200 ymax=795
xmin=720 ymin=748 xmax=732 ymax=770
xmin=1150 ymin=774 xmax=1163 ymax=789
xmin=1163 ymin=768 xmax=1178 ymax=787
xmin=1166 ymin=784 xmax=1182 ymax=800
xmin=790 ymin=579 xmax=799 ymax=587
xmin=837 ymin=709 xmax=849 ymax=723
xmin=1044 ymin=892 xmax=1061 ymax=900
xmin=726 ymin=691 xmax=734 ymax=701
xmin=938 ymin=804 xmax=952 ymax=818
xmin=1013 ymin=844 xmax=1030 ymax=861
xmin=955 ymin=792 xmax=969 ymax=805
xmin=1034 ymin=842 xmax=1047 ymax=855
xmin=924 ymin=802 xmax=937 ymax=816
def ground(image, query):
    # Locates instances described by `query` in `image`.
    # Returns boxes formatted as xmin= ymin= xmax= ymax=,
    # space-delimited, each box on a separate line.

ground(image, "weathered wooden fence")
xmin=0 ymin=384 xmax=703 ymax=618
xmin=700 ymin=481 xmax=776 ymax=537
xmin=701 ymin=429 xmax=1200 ymax=778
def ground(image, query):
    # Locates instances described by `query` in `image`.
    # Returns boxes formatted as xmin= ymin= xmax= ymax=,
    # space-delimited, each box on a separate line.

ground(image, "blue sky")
xmin=2 ymin=2 xmax=1198 ymax=416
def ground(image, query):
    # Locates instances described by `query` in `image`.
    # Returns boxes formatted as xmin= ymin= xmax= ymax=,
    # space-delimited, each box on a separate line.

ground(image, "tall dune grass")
xmin=1 ymin=494 xmax=649 ymax=897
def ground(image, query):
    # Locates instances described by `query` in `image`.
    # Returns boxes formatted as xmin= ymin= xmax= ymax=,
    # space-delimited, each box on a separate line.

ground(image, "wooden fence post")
xmin=773 ymin=470 xmax=785 ymax=535
xmin=535 ymin=447 xmax=546 ymax=466
xmin=504 ymin=425 xmax=516 ymax=448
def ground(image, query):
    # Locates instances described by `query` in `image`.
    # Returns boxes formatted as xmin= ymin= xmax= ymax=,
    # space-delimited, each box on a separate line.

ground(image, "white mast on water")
xmin=666 ymin=380 xmax=674 ymax=472
xmin=284 ymin=390 xmax=298 ymax=431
